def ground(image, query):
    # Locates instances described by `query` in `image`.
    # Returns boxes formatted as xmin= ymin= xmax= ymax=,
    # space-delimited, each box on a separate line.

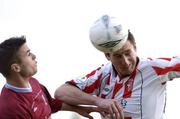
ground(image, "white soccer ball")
xmin=89 ymin=15 xmax=128 ymax=53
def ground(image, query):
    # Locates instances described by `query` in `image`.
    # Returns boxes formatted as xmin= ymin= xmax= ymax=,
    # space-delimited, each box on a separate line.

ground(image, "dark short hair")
xmin=0 ymin=36 xmax=26 ymax=78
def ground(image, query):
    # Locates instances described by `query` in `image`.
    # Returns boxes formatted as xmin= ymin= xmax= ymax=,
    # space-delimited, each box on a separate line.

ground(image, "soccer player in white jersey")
xmin=54 ymin=15 xmax=180 ymax=119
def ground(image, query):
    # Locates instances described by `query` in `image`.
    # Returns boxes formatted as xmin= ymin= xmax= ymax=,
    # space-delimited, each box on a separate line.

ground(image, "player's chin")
xmin=124 ymin=69 xmax=133 ymax=76
xmin=32 ymin=68 xmax=38 ymax=75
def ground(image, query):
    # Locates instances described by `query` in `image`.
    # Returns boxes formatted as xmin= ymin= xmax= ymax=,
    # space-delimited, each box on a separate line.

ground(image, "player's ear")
xmin=11 ymin=63 xmax=21 ymax=72
xmin=105 ymin=53 xmax=110 ymax=60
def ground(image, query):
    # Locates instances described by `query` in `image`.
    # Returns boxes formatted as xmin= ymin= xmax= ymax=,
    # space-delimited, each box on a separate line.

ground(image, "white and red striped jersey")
xmin=67 ymin=57 xmax=180 ymax=119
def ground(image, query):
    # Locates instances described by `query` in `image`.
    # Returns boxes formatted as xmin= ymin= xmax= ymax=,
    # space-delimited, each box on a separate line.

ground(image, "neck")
xmin=6 ymin=75 xmax=31 ymax=88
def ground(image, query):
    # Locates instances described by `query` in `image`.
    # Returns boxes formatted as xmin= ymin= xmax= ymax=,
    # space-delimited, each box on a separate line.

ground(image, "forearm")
xmin=54 ymin=84 xmax=101 ymax=106
xmin=61 ymin=103 xmax=96 ymax=112
xmin=61 ymin=103 xmax=79 ymax=111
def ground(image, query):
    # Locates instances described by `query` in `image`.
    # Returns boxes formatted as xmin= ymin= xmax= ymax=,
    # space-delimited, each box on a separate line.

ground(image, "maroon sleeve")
xmin=40 ymin=84 xmax=63 ymax=113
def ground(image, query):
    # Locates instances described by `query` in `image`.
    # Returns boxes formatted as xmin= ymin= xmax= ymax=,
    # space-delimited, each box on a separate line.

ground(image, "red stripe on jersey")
xmin=148 ymin=57 xmax=172 ymax=61
xmin=125 ymin=117 xmax=132 ymax=119
xmin=86 ymin=67 xmax=101 ymax=78
xmin=112 ymin=81 xmax=123 ymax=98
xmin=153 ymin=63 xmax=180 ymax=75
xmin=86 ymin=70 xmax=96 ymax=78
xmin=101 ymin=94 xmax=106 ymax=98
xmin=106 ymin=74 xmax=111 ymax=85
xmin=83 ymin=73 xmax=103 ymax=93
xmin=157 ymin=58 xmax=171 ymax=61
xmin=123 ymin=69 xmax=136 ymax=98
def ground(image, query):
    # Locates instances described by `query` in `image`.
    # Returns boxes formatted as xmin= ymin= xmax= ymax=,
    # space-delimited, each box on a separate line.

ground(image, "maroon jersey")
xmin=0 ymin=77 xmax=62 ymax=119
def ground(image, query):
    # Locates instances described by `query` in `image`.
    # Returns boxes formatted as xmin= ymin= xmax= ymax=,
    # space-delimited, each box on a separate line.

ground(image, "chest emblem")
xmin=121 ymin=99 xmax=127 ymax=108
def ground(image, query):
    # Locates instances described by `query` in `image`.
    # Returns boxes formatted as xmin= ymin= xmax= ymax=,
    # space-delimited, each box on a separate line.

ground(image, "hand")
xmin=95 ymin=98 xmax=124 ymax=119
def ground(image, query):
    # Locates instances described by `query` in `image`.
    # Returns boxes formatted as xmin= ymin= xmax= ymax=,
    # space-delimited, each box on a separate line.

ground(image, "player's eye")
xmin=27 ymin=52 xmax=32 ymax=56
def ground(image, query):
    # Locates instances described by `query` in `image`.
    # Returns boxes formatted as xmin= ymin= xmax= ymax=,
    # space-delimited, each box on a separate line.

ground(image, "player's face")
xmin=105 ymin=40 xmax=137 ymax=77
xmin=16 ymin=43 xmax=37 ymax=77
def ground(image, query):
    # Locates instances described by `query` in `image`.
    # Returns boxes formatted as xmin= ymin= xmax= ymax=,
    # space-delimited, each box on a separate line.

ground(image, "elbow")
xmin=54 ymin=84 xmax=67 ymax=100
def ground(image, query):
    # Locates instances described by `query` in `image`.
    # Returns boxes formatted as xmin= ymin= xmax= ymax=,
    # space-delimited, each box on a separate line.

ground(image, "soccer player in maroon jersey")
xmin=0 ymin=36 xmax=99 ymax=119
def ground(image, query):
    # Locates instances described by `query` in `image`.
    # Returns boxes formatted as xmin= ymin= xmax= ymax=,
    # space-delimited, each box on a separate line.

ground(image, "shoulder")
xmin=30 ymin=77 xmax=39 ymax=83
xmin=100 ymin=62 xmax=113 ymax=74
xmin=29 ymin=77 xmax=41 ymax=87
xmin=83 ymin=62 xmax=113 ymax=78
xmin=138 ymin=57 xmax=171 ymax=68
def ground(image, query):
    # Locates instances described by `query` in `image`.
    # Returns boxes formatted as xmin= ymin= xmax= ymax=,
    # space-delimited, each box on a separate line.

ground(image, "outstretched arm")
xmin=55 ymin=84 xmax=124 ymax=119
